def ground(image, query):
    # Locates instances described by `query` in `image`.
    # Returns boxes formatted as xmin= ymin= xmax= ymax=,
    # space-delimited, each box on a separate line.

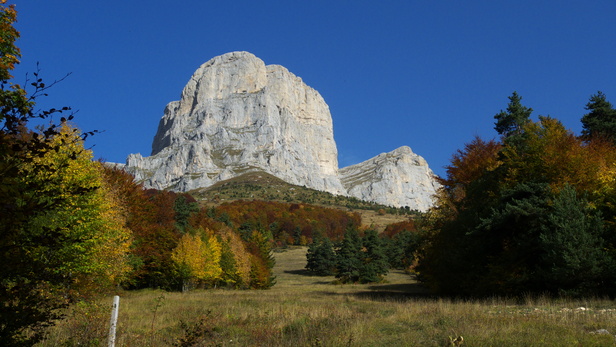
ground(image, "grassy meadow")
xmin=41 ymin=247 xmax=616 ymax=346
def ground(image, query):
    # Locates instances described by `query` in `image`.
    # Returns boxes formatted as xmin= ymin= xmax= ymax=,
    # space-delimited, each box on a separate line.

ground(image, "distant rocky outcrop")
xmin=339 ymin=146 xmax=439 ymax=211
xmin=125 ymin=52 xmax=439 ymax=210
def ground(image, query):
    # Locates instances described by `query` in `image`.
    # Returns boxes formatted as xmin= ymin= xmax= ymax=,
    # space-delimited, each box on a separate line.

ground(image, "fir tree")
xmin=335 ymin=227 xmax=363 ymax=283
xmin=305 ymin=236 xmax=336 ymax=276
xmin=494 ymin=91 xmax=532 ymax=141
xmin=218 ymin=237 xmax=242 ymax=287
xmin=358 ymin=230 xmax=389 ymax=283
xmin=538 ymin=185 xmax=613 ymax=295
xmin=387 ymin=230 xmax=421 ymax=269
xmin=174 ymin=194 xmax=199 ymax=232
xmin=581 ymin=91 xmax=616 ymax=144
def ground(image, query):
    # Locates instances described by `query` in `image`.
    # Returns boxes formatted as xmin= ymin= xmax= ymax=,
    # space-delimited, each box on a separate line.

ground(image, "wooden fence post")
xmin=108 ymin=295 xmax=120 ymax=347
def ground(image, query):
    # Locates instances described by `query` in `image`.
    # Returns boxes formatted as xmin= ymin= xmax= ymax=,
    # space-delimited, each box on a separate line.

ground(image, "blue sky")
xmin=10 ymin=1 xmax=616 ymax=177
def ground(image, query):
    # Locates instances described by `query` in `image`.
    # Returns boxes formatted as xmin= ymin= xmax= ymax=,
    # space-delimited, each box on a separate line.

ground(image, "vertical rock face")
xmin=125 ymin=51 xmax=439 ymax=210
xmin=126 ymin=51 xmax=345 ymax=194
xmin=339 ymin=147 xmax=439 ymax=212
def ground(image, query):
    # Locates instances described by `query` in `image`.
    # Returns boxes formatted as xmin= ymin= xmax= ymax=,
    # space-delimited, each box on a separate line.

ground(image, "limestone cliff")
xmin=126 ymin=51 xmax=344 ymax=194
xmin=339 ymin=146 xmax=439 ymax=212
xmin=125 ymin=52 xmax=439 ymax=210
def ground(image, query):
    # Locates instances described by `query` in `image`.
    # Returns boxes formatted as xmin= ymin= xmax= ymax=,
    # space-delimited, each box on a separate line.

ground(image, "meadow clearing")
xmin=41 ymin=247 xmax=616 ymax=346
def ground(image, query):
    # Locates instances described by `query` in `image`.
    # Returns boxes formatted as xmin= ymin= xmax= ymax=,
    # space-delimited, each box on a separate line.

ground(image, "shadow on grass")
xmin=284 ymin=269 xmax=312 ymax=276
xmin=283 ymin=268 xmax=434 ymax=301
xmin=355 ymin=282 xmax=433 ymax=300
xmin=312 ymin=283 xmax=434 ymax=301
xmin=283 ymin=269 xmax=336 ymax=285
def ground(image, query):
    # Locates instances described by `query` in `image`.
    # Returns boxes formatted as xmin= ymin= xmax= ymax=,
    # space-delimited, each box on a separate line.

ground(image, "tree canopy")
xmin=581 ymin=91 xmax=616 ymax=144
xmin=418 ymin=92 xmax=616 ymax=297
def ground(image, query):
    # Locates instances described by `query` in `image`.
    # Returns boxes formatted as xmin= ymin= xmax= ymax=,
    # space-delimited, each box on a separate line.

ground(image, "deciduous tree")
xmin=171 ymin=229 xmax=222 ymax=291
xmin=0 ymin=3 xmax=129 ymax=343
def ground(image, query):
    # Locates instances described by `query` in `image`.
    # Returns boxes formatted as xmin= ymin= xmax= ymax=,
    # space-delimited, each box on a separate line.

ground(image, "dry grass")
xmin=356 ymin=209 xmax=410 ymax=232
xmin=40 ymin=247 xmax=616 ymax=346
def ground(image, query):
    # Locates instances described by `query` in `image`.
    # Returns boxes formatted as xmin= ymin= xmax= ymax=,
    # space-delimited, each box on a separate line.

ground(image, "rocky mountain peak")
xmin=126 ymin=51 xmax=344 ymax=194
xmin=125 ymin=52 xmax=439 ymax=210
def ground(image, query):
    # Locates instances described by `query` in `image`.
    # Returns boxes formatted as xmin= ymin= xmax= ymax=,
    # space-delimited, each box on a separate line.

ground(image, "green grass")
xmin=40 ymin=247 xmax=616 ymax=346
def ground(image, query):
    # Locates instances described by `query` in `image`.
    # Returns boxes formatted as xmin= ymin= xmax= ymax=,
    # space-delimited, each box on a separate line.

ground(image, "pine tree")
xmin=358 ymin=230 xmax=389 ymax=283
xmin=581 ymin=91 xmax=616 ymax=144
xmin=494 ymin=91 xmax=532 ymax=140
xmin=335 ymin=228 xmax=363 ymax=283
xmin=305 ymin=236 xmax=336 ymax=276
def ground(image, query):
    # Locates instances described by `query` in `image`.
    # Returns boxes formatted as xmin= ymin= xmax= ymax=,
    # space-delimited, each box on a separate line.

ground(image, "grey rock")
xmin=126 ymin=51 xmax=344 ymax=194
xmin=125 ymin=52 xmax=440 ymax=210
xmin=339 ymin=146 xmax=439 ymax=211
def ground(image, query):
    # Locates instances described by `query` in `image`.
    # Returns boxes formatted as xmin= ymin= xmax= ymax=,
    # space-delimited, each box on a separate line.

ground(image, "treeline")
xmin=105 ymin=178 xmax=366 ymax=291
xmin=417 ymin=91 xmax=616 ymax=297
xmin=214 ymin=200 xmax=362 ymax=245
xmin=306 ymin=221 xmax=421 ymax=283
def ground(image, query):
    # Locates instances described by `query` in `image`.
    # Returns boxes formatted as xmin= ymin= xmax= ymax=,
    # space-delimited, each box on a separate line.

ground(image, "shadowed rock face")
xmin=125 ymin=51 xmax=439 ymax=210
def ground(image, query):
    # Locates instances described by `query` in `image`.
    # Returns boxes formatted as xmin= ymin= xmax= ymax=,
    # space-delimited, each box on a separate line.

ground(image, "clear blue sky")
xmin=10 ymin=1 xmax=616 ymax=177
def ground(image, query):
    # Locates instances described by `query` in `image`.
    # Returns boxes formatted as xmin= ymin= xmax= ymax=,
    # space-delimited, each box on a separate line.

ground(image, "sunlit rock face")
xmin=126 ymin=51 xmax=344 ymax=194
xmin=125 ymin=51 xmax=439 ymax=210
xmin=339 ymin=146 xmax=439 ymax=212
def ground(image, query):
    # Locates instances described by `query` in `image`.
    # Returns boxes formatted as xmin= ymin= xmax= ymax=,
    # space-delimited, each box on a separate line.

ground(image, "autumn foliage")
xmin=0 ymin=2 xmax=134 ymax=343
xmin=418 ymin=93 xmax=616 ymax=297
xmin=214 ymin=200 xmax=362 ymax=245
xmin=99 ymin=166 xmax=279 ymax=290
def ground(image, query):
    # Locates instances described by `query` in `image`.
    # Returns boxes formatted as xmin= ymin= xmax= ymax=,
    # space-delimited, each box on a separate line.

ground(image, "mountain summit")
xmin=125 ymin=52 xmax=439 ymax=211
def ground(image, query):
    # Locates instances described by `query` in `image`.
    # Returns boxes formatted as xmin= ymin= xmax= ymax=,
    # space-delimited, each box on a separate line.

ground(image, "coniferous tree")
xmin=386 ymin=230 xmax=421 ymax=269
xmin=581 ymin=91 xmax=616 ymax=144
xmin=305 ymin=236 xmax=336 ymax=276
xmin=335 ymin=228 xmax=363 ymax=283
xmin=248 ymin=230 xmax=276 ymax=288
xmin=494 ymin=91 xmax=532 ymax=140
xmin=538 ymin=185 xmax=613 ymax=296
xmin=419 ymin=94 xmax=616 ymax=297
xmin=473 ymin=182 xmax=552 ymax=294
xmin=358 ymin=230 xmax=389 ymax=283
xmin=174 ymin=194 xmax=199 ymax=232
xmin=218 ymin=236 xmax=241 ymax=287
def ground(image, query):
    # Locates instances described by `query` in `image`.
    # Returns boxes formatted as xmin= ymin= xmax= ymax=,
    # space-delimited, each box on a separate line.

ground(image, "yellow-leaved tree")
xmin=218 ymin=227 xmax=252 ymax=287
xmin=171 ymin=228 xmax=222 ymax=291
xmin=1 ymin=3 xmax=132 ymax=343
xmin=22 ymin=124 xmax=132 ymax=293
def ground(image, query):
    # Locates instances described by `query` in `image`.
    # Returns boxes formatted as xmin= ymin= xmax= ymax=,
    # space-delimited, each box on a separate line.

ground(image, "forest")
xmin=417 ymin=91 xmax=616 ymax=297
xmin=2 ymin=2 xmax=616 ymax=345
